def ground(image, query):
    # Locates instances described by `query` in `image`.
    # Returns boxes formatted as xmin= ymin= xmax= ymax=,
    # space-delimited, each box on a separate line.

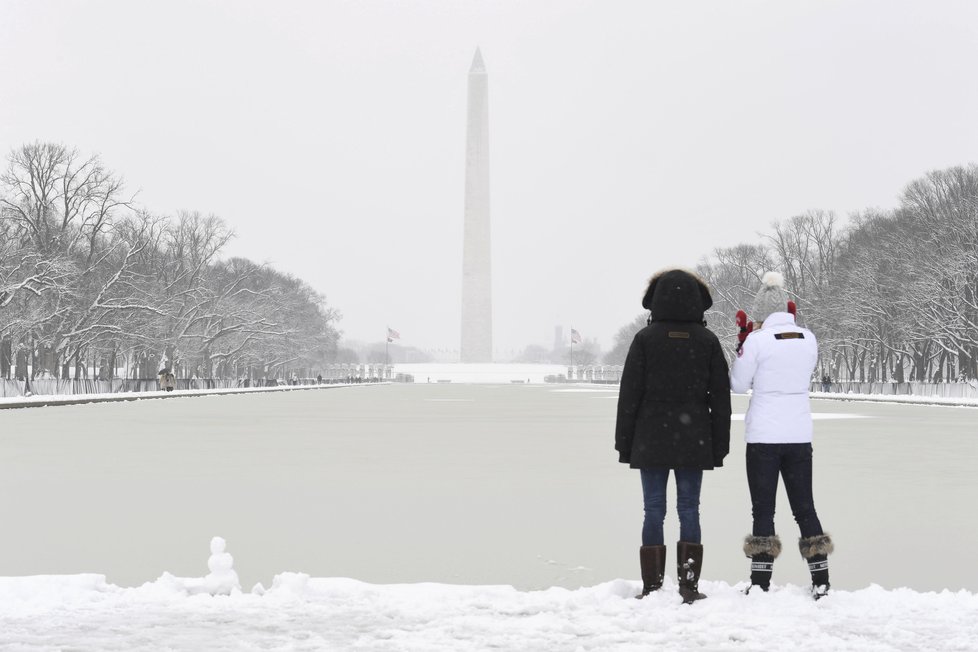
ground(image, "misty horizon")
xmin=2 ymin=1 xmax=976 ymax=355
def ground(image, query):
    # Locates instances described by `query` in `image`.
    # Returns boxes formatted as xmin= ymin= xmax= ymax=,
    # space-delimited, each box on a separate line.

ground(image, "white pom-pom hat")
xmin=751 ymin=271 xmax=790 ymax=323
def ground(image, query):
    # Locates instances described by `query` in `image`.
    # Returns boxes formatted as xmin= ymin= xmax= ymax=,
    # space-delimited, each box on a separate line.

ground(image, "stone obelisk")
xmin=461 ymin=48 xmax=492 ymax=362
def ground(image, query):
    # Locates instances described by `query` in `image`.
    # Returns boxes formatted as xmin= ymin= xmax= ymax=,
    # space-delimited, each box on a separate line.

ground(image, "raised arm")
xmin=729 ymin=334 xmax=759 ymax=394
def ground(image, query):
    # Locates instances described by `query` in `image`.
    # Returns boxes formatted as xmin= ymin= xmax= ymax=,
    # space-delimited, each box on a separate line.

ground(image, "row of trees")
xmin=608 ymin=164 xmax=978 ymax=382
xmin=0 ymin=142 xmax=340 ymax=381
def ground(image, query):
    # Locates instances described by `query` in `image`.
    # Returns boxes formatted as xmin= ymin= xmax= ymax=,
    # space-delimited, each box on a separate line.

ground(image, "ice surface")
xmin=0 ymin=382 xmax=976 ymax=649
xmin=0 ymin=384 xmax=974 ymax=595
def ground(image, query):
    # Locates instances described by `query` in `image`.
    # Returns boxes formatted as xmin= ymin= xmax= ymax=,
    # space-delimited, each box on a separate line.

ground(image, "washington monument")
xmin=461 ymin=48 xmax=492 ymax=362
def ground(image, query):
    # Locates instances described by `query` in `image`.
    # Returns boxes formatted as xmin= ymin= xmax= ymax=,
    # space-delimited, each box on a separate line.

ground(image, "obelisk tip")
xmin=470 ymin=47 xmax=486 ymax=73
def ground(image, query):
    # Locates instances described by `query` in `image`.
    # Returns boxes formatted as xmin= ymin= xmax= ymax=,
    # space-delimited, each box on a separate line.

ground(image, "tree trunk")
xmin=164 ymin=344 xmax=177 ymax=376
xmin=74 ymin=349 xmax=85 ymax=379
xmin=0 ymin=337 xmax=11 ymax=379
xmin=933 ymin=350 xmax=947 ymax=382
xmin=894 ymin=353 xmax=906 ymax=383
xmin=30 ymin=339 xmax=38 ymax=380
xmin=15 ymin=343 xmax=28 ymax=380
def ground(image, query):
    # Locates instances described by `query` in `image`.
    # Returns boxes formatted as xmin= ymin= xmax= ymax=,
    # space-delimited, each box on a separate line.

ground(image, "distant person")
xmin=316 ymin=374 xmax=323 ymax=384
xmin=158 ymin=368 xmax=167 ymax=391
xmin=730 ymin=272 xmax=833 ymax=599
xmin=615 ymin=269 xmax=732 ymax=603
xmin=162 ymin=370 xmax=176 ymax=392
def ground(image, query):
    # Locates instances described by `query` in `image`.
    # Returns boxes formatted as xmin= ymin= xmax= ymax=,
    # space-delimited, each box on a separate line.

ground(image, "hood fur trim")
xmin=641 ymin=268 xmax=714 ymax=315
xmin=743 ymin=535 xmax=782 ymax=558
xmin=799 ymin=533 xmax=834 ymax=558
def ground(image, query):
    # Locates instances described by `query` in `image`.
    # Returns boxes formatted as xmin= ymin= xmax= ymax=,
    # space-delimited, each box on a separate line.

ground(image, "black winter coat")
xmin=615 ymin=270 xmax=732 ymax=470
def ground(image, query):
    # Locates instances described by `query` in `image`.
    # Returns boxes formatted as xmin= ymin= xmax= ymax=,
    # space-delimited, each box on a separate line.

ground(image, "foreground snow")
xmin=1 ymin=573 xmax=974 ymax=651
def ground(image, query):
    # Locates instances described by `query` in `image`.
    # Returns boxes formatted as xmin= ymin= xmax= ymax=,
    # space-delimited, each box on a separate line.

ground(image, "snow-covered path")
xmin=2 ymin=573 xmax=975 ymax=651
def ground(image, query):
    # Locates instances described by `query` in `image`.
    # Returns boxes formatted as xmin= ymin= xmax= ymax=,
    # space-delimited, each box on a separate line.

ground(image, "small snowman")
xmin=203 ymin=536 xmax=240 ymax=595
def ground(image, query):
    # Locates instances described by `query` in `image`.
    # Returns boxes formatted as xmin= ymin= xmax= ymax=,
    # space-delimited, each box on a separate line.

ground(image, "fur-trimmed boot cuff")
xmin=799 ymin=533 xmax=834 ymax=559
xmin=743 ymin=535 xmax=782 ymax=558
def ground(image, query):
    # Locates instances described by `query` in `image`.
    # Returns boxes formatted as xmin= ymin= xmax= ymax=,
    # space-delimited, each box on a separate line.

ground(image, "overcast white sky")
xmin=2 ymin=1 xmax=977 ymax=356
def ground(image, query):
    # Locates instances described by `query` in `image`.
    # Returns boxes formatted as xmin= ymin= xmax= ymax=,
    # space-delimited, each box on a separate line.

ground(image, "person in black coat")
xmin=615 ymin=269 xmax=732 ymax=603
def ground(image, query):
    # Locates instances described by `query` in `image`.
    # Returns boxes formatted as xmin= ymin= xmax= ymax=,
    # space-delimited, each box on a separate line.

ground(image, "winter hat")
xmin=751 ymin=271 xmax=790 ymax=323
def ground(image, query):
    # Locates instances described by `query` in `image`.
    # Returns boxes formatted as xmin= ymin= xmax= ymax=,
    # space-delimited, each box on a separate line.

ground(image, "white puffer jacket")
xmin=729 ymin=312 xmax=818 ymax=444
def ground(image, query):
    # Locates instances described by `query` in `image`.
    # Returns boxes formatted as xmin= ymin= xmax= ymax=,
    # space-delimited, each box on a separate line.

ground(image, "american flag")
xmin=570 ymin=328 xmax=582 ymax=344
xmin=387 ymin=327 xmax=401 ymax=342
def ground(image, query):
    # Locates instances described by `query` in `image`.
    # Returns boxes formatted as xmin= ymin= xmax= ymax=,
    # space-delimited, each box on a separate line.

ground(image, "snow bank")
xmin=0 ymin=381 xmax=362 ymax=409
xmin=0 ymin=574 xmax=974 ymax=651
xmin=810 ymin=391 xmax=978 ymax=407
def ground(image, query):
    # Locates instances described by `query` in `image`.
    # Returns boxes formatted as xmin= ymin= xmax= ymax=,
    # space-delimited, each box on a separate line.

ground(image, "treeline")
xmin=609 ymin=164 xmax=978 ymax=382
xmin=0 ymin=142 xmax=339 ymax=381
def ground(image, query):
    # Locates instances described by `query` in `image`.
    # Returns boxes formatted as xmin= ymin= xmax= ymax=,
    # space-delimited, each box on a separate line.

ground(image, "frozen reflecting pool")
xmin=0 ymin=384 xmax=975 ymax=592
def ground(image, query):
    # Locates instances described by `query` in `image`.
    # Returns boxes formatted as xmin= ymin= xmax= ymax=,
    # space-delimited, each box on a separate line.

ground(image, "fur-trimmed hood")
xmin=641 ymin=269 xmax=713 ymax=323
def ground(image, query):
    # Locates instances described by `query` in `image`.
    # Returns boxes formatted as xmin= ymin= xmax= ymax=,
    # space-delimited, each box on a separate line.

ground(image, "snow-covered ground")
xmin=0 ymin=381 xmax=355 ymax=408
xmin=1 ymin=383 xmax=976 ymax=649
xmin=809 ymin=390 xmax=978 ymax=407
xmin=2 ymin=569 xmax=975 ymax=651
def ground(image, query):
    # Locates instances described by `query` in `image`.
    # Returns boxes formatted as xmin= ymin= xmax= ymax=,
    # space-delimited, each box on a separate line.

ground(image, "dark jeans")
xmin=746 ymin=443 xmax=824 ymax=539
xmin=640 ymin=468 xmax=703 ymax=546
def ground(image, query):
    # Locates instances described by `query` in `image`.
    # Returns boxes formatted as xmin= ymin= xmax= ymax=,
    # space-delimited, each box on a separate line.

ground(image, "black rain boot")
xmin=743 ymin=535 xmax=782 ymax=593
xmin=800 ymin=534 xmax=833 ymax=600
xmin=635 ymin=545 xmax=666 ymax=599
xmin=676 ymin=541 xmax=706 ymax=604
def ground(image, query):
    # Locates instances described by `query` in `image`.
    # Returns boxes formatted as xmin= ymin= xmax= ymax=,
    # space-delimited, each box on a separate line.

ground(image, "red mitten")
xmin=787 ymin=300 xmax=797 ymax=318
xmin=735 ymin=310 xmax=754 ymax=355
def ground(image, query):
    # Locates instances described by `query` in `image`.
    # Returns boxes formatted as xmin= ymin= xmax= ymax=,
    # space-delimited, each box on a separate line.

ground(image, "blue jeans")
xmin=746 ymin=443 xmax=824 ymax=539
xmin=640 ymin=468 xmax=703 ymax=545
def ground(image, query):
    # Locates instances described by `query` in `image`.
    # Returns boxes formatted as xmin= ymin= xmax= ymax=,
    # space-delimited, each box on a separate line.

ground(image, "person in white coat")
xmin=730 ymin=272 xmax=833 ymax=599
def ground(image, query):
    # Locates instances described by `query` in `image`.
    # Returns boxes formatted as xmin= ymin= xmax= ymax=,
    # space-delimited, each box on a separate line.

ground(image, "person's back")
xmin=729 ymin=271 xmax=833 ymax=599
xmin=615 ymin=269 xmax=731 ymax=604
xmin=623 ymin=322 xmax=728 ymax=469
xmin=617 ymin=270 xmax=730 ymax=470
xmin=730 ymin=311 xmax=817 ymax=443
